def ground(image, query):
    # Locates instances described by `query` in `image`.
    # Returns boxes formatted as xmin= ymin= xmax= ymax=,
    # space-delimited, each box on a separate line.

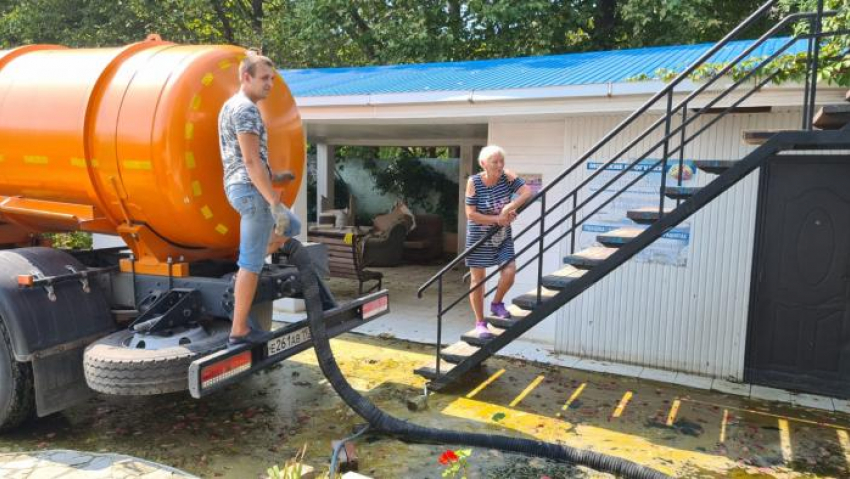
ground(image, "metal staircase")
xmin=414 ymin=0 xmax=850 ymax=391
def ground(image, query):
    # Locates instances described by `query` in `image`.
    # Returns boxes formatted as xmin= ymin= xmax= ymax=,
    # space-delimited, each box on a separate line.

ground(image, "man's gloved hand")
xmin=271 ymin=202 xmax=291 ymax=237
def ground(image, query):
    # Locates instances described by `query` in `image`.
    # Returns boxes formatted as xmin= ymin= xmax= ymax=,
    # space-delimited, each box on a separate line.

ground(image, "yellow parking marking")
xmin=91 ymin=158 xmax=99 ymax=167
xmin=837 ymin=430 xmax=850 ymax=469
xmin=201 ymin=206 xmax=213 ymax=219
xmin=666 ymin=399 xmax=681 ymax=426
xmin=612 ymin=391 xmax=633 ymax=418
xmin=123 ymin=160 xmax=151 ymax=170
xmin=215 ymin=224 xmax=228 ymax=235
xmin=185 ymin=122 xmax=194 ymax=140
xmin=218 ymin=59 xmax=232 ymax=70
xmin=720 ymin=409 xmax=729 ymax=443
xmin=201 ymin=73 xmax=214 ymax=86
xmin=190 ymin=94 xmax=202 ymax=111
xmin=465 ymin=368 xmax=505 ymax=399
xmin=556 ymin=383 xmax=586 ymax=417
xmin=24 ymin=155 xmax=48 ymax=165
xmin=509 ymin=375 xmax=545 ymax=407
xmin=185 ymin=152 xmax=196 ymax=169
xmin=683 ymin=397 xmax=842 ymax=429
xmin=191 ymin=180 xmax=202 ymax=197
xmin=71 ymin=157 xmax=87 ymax=168
xmin=778 ymin=418 xmax=793 ymax=464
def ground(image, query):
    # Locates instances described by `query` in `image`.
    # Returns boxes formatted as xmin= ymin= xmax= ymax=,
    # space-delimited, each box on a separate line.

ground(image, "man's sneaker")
xmin=228 ymin=327 xmax=273 ymax=347
xmin=475 ymin=321 xmax=494 ymax=339
xmin=490 ymin=302 xmax=511 ymax=319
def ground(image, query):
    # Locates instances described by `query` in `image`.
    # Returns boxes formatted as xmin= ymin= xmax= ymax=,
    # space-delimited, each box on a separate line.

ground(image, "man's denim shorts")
xmin=225 ymin=183 xmax=301 ymax=274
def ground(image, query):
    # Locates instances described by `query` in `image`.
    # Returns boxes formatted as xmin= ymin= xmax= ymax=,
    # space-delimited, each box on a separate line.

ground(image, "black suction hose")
xmin=284 ymin=239 xmax=669 ymax=479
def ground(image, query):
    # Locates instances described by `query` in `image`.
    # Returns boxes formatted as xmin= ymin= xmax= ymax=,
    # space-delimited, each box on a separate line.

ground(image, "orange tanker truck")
xmin=0 ymin=37 xmax=389 ymax=432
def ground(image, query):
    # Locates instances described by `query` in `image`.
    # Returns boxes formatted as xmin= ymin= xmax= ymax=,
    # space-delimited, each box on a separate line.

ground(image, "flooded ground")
xmin=1 ymin=332 xmax=849 ymax=478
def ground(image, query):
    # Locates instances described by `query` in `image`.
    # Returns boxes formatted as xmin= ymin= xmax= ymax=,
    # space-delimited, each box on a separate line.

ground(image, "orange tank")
xmin=0 ymin=38 xmax=305 ymax=275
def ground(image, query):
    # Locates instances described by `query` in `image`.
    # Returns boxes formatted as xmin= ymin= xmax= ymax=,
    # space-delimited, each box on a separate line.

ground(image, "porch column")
xmin=457 ymin=144 xmax=475 ymax=255
xmin=316 ymin=143 xmax=335 ymax=217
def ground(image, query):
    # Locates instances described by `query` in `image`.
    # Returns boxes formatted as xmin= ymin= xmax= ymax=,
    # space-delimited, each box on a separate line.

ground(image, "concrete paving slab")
xmin=750 ymin=385 xmax=793 ymax=403
xmin=791 ymin=392 xmax=835 ymax=412
xmin=638 ymin=367 xmax=678 ymax=384
xmin=573 ymin=358 xmax=643 ymax=377
xmin=671 ymin=372 xmax=713 ymax=390
xmin=711 ymin=379 xmax=752 ymax=398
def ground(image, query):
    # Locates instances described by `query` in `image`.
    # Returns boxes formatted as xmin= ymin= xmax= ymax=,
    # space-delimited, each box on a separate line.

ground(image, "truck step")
xmin=541 ymin=264 xmax=587 ymax=289
xmin=414 ymin=360 xmax=456 ymax=380
xmin=461 ymin=326 xmax=506 ymax=346
xmin=694 ymin=159 xmax=738 ymax=175
xmin=627 ymin=206 xmax=674 ymax=224
xmin=813 ymin=104 xmax=850 ymax=130
xmin=563 ymin=246 xmax=617 ymax=269
xmin=440 ymin=341 xmax=481 ymax=363
xmin=664 ymin=186 xmax=701 ymax=200
xmin=597 ymin=228 xmax=643 ymax=248
xmin=485 ymin=305 xmax=528 ymax=329
xmin=512 ymin=287 xmax=558 ymax=311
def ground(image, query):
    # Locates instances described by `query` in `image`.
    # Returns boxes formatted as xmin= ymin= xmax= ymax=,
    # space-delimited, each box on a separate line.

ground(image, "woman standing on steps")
xmin=465 ymin=146 xmax=533 ymax=339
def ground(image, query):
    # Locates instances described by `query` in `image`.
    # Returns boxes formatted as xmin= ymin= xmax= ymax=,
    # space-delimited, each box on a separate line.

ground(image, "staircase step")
xmin=512 ymin=287 xmax=559 ymax=311
xmin=414 ymin=360 xmax=456 ymax=380
xmin=461 ymin=326 xmax=506 ymax=346
xmin=627 ymin=206 xmax=674 ymax=224
xmin=813 ymin=104 xmax=850 ymax=130
xmin=563 ymin=246 xmax=617 ymax=269
xmin=597 ymin=228 xmax=644 ymax=248
xmin=694 ymin=159 xmax=738 ymax=174
xmin=541 ymin=264 xmax=587 ymax=289
xmin=440 ymin=341 xmax=481 ymax=363
xmin=485 ymin=304 xmax=528 ymax=329
xmin=743 ymin=129 xmax=796 ymax=145
xmin=664 ymin=186 xmax=701 ymax=200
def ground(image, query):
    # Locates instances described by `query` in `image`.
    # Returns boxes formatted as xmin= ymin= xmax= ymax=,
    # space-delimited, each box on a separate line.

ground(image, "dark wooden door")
xmin=747 ymin=157 xmax=850 ymax=397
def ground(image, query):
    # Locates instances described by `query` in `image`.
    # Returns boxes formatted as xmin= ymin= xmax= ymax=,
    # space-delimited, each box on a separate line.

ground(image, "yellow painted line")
xmin=719 ymin=409 xmax=729 ymax=443
xmin=201 ymin=72 xmax=214 ymax=86
xmin=185 ymin=152 xmax=196 ymax=169
xmin=465 ymin=368 xmax=505 ymax=399
xmin=778 ymin=418 xmax=793 ymax=464
xmin=70 ymin=157 xmax=87 ymax=168
xmin=666 ymin=399 xmax=681 ymax=427
xmin=191 ymin=180 xmax=202 ymax=197
xmin=190 ymin=94 xmax=202 ymax=111
xmin=185 ymin=122 xmax=194 ymax=140
xmin=123 ymin=160 xmax=151 ymax=171
xmin=683 ymin=398 xmax=843 ymax=430
xmin=558 ymin=383 xmax=586 ymax=416
xmin=612 ymin=391 xmax=633 ymax=418
xmin=24 ymin=155 xmax=48 ymax=165
xmin=215 ymin=224 xmax=228 ymax=235
xmin=201 ymin=206 xmax=213 ymax=219
xmin=837 ymin=430 xmax=850 ymax=469
xmin=91 ymin=158 xmax=99 ymax=168
xmin=218 ymin=59 xmax=232 ymax=70
xmin=509 ymin=375 xmax=545 ymax=408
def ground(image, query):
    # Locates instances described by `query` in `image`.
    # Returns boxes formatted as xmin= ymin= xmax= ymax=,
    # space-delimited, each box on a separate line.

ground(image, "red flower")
xmin=439 ymin=450 xmax=459 ymax=465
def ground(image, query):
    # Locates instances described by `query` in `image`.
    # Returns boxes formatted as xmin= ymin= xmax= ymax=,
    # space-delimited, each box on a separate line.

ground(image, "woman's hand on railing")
xmin=497 ymin=210 xmax=517 ymax=226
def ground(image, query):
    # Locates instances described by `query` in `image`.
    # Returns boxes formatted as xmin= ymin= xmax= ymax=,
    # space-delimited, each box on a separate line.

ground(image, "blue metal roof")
xmin=281 ymin=37 xmax=804 ymax=97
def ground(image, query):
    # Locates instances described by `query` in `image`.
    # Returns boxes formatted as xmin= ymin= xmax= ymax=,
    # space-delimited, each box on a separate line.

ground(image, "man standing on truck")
xmin=218 ymin=52 xmax=301 ymax=345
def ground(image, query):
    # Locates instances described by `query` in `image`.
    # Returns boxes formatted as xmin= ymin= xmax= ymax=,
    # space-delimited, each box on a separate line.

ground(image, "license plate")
xmin=267 ymin=327 xmax=311 ymax=356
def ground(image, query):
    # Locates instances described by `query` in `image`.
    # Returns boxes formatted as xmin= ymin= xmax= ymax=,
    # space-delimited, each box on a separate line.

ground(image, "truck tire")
xmin=84 ymin=321 xmax=230 ymax=396
xmin=0 ymin=317 xmax=36 ymax=432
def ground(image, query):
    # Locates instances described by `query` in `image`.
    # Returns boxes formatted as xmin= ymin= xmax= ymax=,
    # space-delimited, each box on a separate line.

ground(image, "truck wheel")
xmin=84 ymin=320 xmax=230 ymax=396
xmin=0 ymin=317 xmax=36 ymax=432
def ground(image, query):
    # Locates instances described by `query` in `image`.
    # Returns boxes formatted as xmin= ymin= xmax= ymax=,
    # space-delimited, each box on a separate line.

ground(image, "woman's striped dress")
xmin=465 ymin=173 xmax=526 ymax=268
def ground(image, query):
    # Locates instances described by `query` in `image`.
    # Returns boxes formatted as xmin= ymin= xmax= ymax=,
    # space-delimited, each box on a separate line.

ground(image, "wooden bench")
xmin=307 ymin=227 xmax=382 ymax=295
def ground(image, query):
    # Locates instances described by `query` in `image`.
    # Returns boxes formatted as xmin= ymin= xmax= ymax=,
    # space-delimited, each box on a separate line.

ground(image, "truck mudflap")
xmin=188 ymin=290 xmax=389 ymax=398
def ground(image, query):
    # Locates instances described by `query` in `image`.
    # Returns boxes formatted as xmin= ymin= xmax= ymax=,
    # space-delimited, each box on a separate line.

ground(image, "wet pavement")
xmin=1 ymin=333 xmax=849 ymax=478
xmin=0 ymin=450 xmax=198 ymax=478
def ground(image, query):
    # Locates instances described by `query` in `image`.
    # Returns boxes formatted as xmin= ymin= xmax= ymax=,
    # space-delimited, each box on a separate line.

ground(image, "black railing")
xmin=417 ymin=0 xmax=844 ymax=376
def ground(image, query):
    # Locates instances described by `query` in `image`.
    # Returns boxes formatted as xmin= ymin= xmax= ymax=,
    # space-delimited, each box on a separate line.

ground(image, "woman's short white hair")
xmin=478 ymin=145 xmax=506 ymax=166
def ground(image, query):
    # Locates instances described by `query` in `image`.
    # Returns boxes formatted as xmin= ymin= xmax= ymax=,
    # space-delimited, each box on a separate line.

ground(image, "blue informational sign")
xmin=575 ymin=159 xmax=697 ymax=267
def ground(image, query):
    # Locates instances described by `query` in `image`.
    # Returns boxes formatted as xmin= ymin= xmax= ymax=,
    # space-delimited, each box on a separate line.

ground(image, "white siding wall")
xmin=489 ymin=109 xmax=802 ymax=380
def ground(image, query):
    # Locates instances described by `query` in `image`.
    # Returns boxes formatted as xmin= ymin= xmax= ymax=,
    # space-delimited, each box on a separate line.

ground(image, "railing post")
xmin=537 ymin=195 xmax=546 ymax=304
xmin=805 ymin=0 xmax=825 ymax=130
xmin=436 ymin=276 xmax=443 ymax=376
xmin=677 ymin=101 xmax=688 ymax=207
xmin=570 ymin=192 xmax=577 ymax=254
xmin=659 ymin=90 xmax=674 ymax=217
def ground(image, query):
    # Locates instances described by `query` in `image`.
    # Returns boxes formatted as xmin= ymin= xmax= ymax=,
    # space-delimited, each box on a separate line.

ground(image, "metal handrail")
xmin=418 ymin=5 xmax=836 ymax=298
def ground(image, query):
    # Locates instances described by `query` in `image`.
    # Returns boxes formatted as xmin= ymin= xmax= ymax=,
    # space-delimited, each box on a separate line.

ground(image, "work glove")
xmin=271 ymin=202 xmax=291 ymax=237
